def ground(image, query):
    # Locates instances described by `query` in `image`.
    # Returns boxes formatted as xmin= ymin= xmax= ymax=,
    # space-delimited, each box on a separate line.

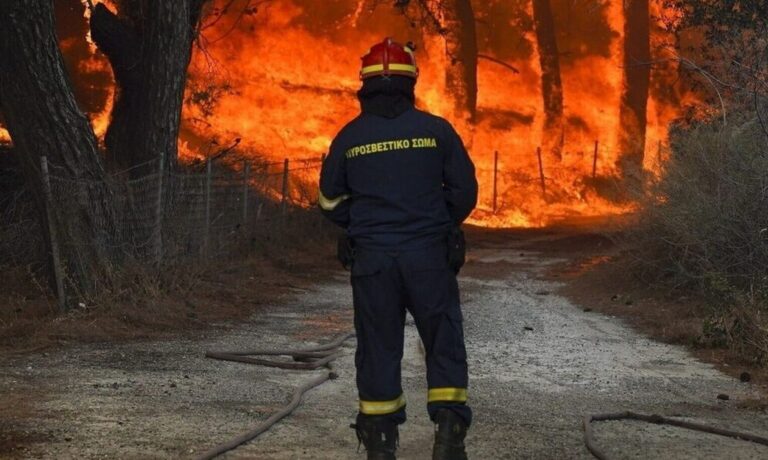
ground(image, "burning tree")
xmin=617 ymin=0 xmax=651 ymax=184
xmin=532 ymin=0 xmax=564 ymax=163
xmin=90 ymin=0 xmax=208 ymax=175
xmin=409 ymin=0 xmax=478 ymax=131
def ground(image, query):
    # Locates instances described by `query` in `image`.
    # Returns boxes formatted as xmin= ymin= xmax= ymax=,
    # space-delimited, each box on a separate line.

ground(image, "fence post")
xmin=204 ymin=158 xmax=212 ymax=253
xmin=242 ymin=160 xmax=250 ymax=228
xmin=536 ymin=147 xmax=547 ymax=198
xmin=281 ymin=158 xmax=289 ymax=215
xmin=492 ymin=151 xmax=499 ymax=214
xmin=592 ymin=140 xmax=599 ymax=178
xmin=40 ymin=156 xmax=67 ymax=312
xmin=153 ymin=154 xmax=164 ymax=265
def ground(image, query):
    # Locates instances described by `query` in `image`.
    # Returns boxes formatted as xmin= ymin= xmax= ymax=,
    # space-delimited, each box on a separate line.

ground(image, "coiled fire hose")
xmin=194 ymin=333 xmax=355 ymax=460
xmin=583 ymin=411 xmax=768 ymax=459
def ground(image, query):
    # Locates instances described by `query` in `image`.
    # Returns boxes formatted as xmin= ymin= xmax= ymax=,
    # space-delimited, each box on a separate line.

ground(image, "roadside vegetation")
xmin=630 ymin=117 xmax=768 ymax=365
xmin=625 ymin=2 xmax=768 ymax=367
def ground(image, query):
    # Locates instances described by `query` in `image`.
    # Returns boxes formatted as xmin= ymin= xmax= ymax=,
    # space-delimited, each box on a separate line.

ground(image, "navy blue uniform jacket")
xmin=319 ymin=107 xmax=478 ymax=250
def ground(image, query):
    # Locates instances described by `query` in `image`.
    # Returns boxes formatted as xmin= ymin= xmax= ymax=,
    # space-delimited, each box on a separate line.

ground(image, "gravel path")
xmin=2 ymin=234 xmax=767 ymax=459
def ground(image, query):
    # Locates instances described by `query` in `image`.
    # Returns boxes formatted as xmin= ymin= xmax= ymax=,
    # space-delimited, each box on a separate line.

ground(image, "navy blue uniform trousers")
xmin=351 ymin=243 xmax=472 ymax=426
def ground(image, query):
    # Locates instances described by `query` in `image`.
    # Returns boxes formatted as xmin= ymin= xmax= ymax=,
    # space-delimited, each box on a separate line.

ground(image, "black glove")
xmin=337 ymin=234 xmax=355 ymax=271
xmin=447 ymin=227 xmax=466 ymax=274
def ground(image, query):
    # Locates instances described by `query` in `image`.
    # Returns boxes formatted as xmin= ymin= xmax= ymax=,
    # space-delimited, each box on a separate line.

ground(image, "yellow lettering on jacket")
xmin=345 ymin=137 xmax=438 ymax=159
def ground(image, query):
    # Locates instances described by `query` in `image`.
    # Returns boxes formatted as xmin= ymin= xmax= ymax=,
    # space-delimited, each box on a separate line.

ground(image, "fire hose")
xmin=193 ymin=331 xmax=768 ymax=459
xmin=583 ymin=411 xmax=768 ymax=459
xmin=193 ymin=332 xmax=355 ymax=460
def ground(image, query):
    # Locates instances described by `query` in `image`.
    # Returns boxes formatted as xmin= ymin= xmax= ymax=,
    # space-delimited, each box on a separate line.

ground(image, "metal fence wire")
xmin=31 ymin=141 xmax=666 ymax=308
xmin=39 ymin=155 xmax=324 ymax=306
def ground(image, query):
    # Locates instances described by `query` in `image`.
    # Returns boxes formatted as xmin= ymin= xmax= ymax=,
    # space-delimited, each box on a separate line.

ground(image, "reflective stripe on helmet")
xmin=360 ymin=63 xmax=418 ymax=77
xmin=359 ymin=394 xmax=407 ymax=415
xmin=360 ymin=37 xmax=419 ymax=80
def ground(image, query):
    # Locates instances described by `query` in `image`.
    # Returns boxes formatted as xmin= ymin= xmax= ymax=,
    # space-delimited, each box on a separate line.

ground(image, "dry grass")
xmin=627 ymin=116 xmax=768 ymax=366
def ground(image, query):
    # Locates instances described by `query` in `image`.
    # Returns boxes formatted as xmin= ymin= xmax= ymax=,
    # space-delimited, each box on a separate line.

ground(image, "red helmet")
xmin=360 ymin=37 xmax=418 ymax=80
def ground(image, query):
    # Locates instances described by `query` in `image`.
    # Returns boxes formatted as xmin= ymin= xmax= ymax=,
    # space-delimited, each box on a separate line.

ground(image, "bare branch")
xmin=201 ymin=0 xmax=239 ymax=31
xmin=206 ymin=137 xmax=242 ymax=166
xmin=624 ymin=50 xmax=732 ymax=124
xmin=204 ymin=0 xmax=271 ymax=45
xmin=676 ymin=56 xmax=729 ymax=125
xmin=414 ymin=0 xmax=444 ymax=32
xmin=478 ymin=54 xmax=519 ymax=74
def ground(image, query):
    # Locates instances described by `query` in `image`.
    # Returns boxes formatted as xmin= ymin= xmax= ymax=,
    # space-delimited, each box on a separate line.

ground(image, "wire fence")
xmin=36 ymin=155 xmax=325 ymax=309
xmin=5 ymin=141 xmax=667 ymax=308
xmin=474 ymin=140 xmax=669 ymax=213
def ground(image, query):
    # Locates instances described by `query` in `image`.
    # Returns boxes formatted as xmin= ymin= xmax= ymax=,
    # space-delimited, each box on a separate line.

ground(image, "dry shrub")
xmin=630 ymin=116 xmax=768 ymax=365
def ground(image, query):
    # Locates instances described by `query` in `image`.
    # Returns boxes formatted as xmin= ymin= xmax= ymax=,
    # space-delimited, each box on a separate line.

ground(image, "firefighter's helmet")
xmin=360 ymin=38 xmax=418 ymax=80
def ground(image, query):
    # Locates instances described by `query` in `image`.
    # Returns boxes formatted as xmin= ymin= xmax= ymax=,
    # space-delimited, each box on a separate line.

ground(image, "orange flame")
xmin=63 ymin=0 xmax=700 ymax=228
xmin=79 ymin=54 xmax=114 ymax=139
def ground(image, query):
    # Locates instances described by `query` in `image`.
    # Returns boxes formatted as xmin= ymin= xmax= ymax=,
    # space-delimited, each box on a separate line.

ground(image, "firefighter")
xmin=319 ymin=37 xmax=478 ymax=460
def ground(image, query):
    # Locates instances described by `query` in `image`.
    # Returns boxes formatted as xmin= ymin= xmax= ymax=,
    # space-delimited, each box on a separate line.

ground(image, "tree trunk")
xmin=419 ymin=0 xmax=478 ymax=133
xmin=91 ymin=0 xmax=206 ymax=176
xmin=532 ymin=0 xmax=565 ymax=162
xmin=618 ymin=0 xmax=651 ymax=183
xmin=0 ymin=0 xmax=119 ymax=303
xmin=441 ymin=0 xmax=478 ymax=125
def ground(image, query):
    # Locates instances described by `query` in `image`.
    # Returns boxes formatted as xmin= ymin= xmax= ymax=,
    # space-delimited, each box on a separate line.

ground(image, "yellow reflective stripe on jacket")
xmin=361 ymin=63 xmax=417 ymax=75
xmin=428 ymin=388 xmax=468 ymax=403
xmin=359 ymin=394 xmax=406 ymax=415
xmin=318 ymin=190 xmax=350 ymax=211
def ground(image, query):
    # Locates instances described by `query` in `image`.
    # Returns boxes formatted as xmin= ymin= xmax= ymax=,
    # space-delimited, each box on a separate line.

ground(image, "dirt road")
xmin=2 ymin=231 xmax=767 ymax=459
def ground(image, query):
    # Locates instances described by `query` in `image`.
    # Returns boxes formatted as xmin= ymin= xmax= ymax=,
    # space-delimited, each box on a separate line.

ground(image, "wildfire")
xmin=77 ymin=52 xmax=114 ymax=139
xmin=180 ymin=0 xmax=695 ymax=227
xmin=10 ymin=0 xmax=700 ymax=228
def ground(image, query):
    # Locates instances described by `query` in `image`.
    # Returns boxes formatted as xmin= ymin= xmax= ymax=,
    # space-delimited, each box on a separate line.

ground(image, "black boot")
xmin=432 ymin=409 xmax=468 ymax=460
xmin=351 ymin=416 xmax=399 ymax=460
